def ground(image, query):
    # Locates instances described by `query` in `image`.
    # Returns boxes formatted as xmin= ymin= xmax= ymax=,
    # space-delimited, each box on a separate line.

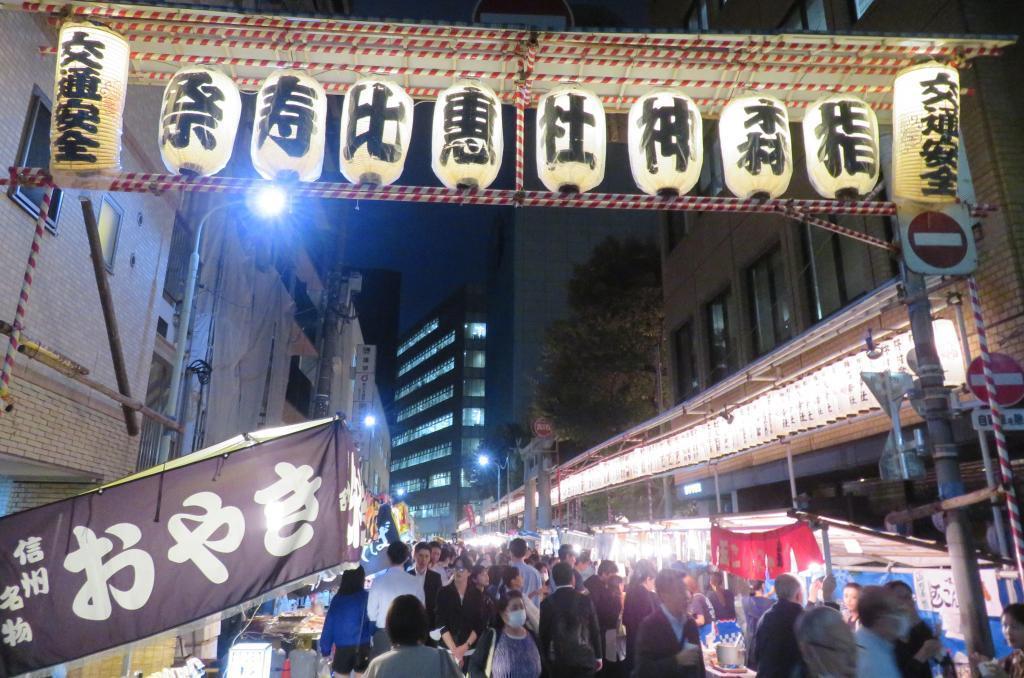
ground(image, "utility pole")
xmin=903 ymin=267 xmax=993 ymax=656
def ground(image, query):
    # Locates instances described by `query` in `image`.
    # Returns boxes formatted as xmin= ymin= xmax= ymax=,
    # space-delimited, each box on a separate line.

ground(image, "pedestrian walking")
xmin=794 ymin=606 xmax=857 ymax=678
xmin=502 ymin=565 xmax=541 ymax=631
xmin=469 ymin=591 xmax=545 ymax=678
xmin=706 ymin=572 xmax=736 ymax=621
xmin=854 ymin=585 xmax=906 ymax=678
xmin=584 ymin=561 xmax=624 ymax=677
xmin=320 ymin=567 xmax=373 ymax=677
xmin=436 ymin=556 xmax=487 ymax=670
xmin=363 ymin=595 xmax=462 ymax=678
xmin=409 ymin=541 xmax=444 ymax=633
xmin=750 ymin=573 xmax=804 ymax=677
xmin=367 ymin=542 xmax=424 ymax=657
xmin=558 ymin=544 xmax=586 ymax=590
xmin=884 ymin=580 xmax=942 ymax=678
xmin=631 ymin=568 xmax=705 ymax=678
xmin=623 ymin=560 xmax=658 ymax=676
xmin=539 ymin=561 xmax=603 ymax=677
xmin=510 ymin=537 xmax=544 ymax=603
xmin=471 ymin=565 xmax=497 ymax=628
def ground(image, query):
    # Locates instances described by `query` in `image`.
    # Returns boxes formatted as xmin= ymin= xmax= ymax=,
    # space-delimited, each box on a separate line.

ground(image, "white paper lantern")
xmin=892 ymin=61 xmax=960 ymax=203
xmin=339 ymin=78 xmax=414 ymax=186
xmin=251 ymin=69 xmax=326 ymax=182
xmin=431 ymin=80 xmax=503 ymax=190
xmin=536 ymin=84 xmax=606 ymax=193
xmin=627 ymin=89 xmax=703 ymax=197
xmin=159 ymin=66 xmax=241 ymax=177
xmin=719 ymin=94 xmax=793 ymax=199
xmin=802 ymin=94 xmax=880 ymax=199
xmin=50 ymin=22 xmax=130 ymax=175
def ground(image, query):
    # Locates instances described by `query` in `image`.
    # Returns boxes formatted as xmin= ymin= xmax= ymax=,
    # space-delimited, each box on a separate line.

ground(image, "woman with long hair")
xmin=320 ymin=567 xmax=373 ymax=677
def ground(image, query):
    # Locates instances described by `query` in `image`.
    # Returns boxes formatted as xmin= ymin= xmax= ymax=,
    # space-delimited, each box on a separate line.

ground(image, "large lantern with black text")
xmin=536 ymin=84 xmax=606 ymax=193
xmin=340 ymin=77 xmax=414 ymax=186
xmin=251 ymin=69 xmax=326 ymax=182
xmin=431 ymin=80 xmax=503 ymax=190
xmin=892 ymin=62 xmax=960 ymax=203
xmin=50 ymin=22 xmax=130 ymax=176
xmin=159 ymin=66 xmax=241 ymax=177
xmin=627 ymin=89 xmax=703 ymax=197
xmin=802 ymin=94 xmax=879 ymax=199
xmin=719 ymin=94 xmax=792 ymax=199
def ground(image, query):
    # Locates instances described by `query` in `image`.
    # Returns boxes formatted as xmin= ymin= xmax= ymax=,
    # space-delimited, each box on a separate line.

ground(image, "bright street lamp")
xmin=396 ymin=487 xmax=406 ymax=498
xmin=478 ymin=450 xmax=509 ymax=531
xmin=252 ymin=184 xmax=288 ymax=218
xmin=477 ymin=453 xmax=490 ymax=466
xmin=363 ymin=414 xmax=377 ymax=428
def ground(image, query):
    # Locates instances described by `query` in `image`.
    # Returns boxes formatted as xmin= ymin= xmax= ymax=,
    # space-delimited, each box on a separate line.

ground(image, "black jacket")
xmin=751 ymin=599 xmax=804 ymax=678
xmin=538 ymin=586 xmax=602 ymax=671
xmin=435 ymin=583 xmax=487 ymax=647
xmin=409 ymin=567 xmax=444 ymax=628
xmin=623 ymin=585 xmax=658 ymax=670
xmin=894 ymin=620 xmax=936 ymax=678
xmin=584 ymin=575 xmax=623 ymax=632
xmin=631 ymin=606 xmax=706 ymax=678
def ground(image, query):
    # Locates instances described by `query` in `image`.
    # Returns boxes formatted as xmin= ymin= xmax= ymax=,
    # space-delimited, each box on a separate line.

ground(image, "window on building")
xmin=698 ymin=125 xmax=724 ymax=197
xmin=685 ymin=0 xmax=709 ymax=30
xmin=463 ymin=379 xmax=485 ymax=397
xmin=461 ymin=468 xmax=473 ymax=488
xmin=392 ymin=413 xmax=454 ymax=447
xmin=392 ymin=478 xmax=425 ymax=496
xmin=781 ymin=0 xmax=827 ymax=29
xmin=410 ymin=502 xmax=451 ymax=518
xmin=672 ymin=322 xmax=699 ymax=403
xmin=705 ymin=289 xmax=735 ymax=384
xmin=429 ymin=471 xmax=451 ymax=488
xmin=96 ymin=195 xmax=123 ymax=272
xmin=802 ymin=222 xmax=874 ymax=322
xmin=850 ymin=0 xmax=875 ymax=20
xmin=463 ymin=408 xmax=485 ymax=427
xmin=666 ymin=212 xmax=688 ymax=253
xmin=390 ymin=442 xmax=452 ymax=471
xmin=465 ymin=351 xmax=486 ymax=369
xmin=465 ymin=323 xmax=487 ymax=339
xmin=398 ymin=331 xmax=455 ymax=376
xmin=398 ymin=319 xmax=439 ymax=356
xmin=9 ymin=87 xmax=63 ymax=232
xmin=396 ymin=358 xmax=455 ymax=400
xmin=396 ymin=385 xmax=454 ymax=422
xmin=747 ymin=246 xmax=794 ymax=356
xmin=462 ymin=438 xmax=482 ymax=455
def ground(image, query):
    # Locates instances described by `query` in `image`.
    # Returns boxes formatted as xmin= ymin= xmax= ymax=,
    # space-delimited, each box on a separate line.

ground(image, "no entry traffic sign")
xmin=532 ymin=417 xmax=554 ymax=438
xmin=968 ymin=353 xmax=1024 ymax=408
xmin=897 ymin=202 xmax=976 ymax=276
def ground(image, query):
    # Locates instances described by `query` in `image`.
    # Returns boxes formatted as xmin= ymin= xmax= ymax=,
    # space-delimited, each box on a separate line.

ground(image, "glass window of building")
xmin=463 ymin=408 xmax=485 ymax=427
xmin=685 ymin=0 xmax=709 ymax=31
xmin=705 ymin=289 xmax=735 ymax=384
xmin=464 ymin=351 xmax=486 ymax=368
xmin=461 ymin=468 xmax=473 ymax=488
xmin=850 ymin=0 xmax=875 ymax=20
xmin=398 ymin=331 xmax=455 ymax=376
xmin=802 ymin=221 xmax=875 ymax=322
xmin=97 ymin=195 xmax=123 ymax=271
xmin=781 ymin=0 xmax=827 ymax=30
xmin=392 ymin=413 xmax=454 ymax=447
xmin=396 ymin=358 xmax=455 ymax=399
xmin=398 ymin=319 xmax=439 ymax=356
xmin=9 ymin=87 xmax=63 ymax=231
xmin=465 ymin=322 xmax=487 ymax=339
xmin=747 ymin=247 xmax=794 ymax=356
xmin=462 ymin=438 xmax=482 ymax=455
xmin=391 ymin=442 xmax=452 ymax=471
xmin=396 ymin=385 xmax=454 ymax=422
xmin=411 ymin=502 xmax=451 ymax=518
xmin=429 ymin=471 xmax=451 ymax=488
xmin=672 ymin=321 xmax=699 ymax=403
xmin=463 ymin=379 xmax=486 ymax=397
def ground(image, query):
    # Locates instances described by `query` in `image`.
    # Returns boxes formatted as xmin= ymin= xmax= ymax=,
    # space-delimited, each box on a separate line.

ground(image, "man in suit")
xmin=409 ymin=541 xmax=443 ymax=633
xmin=750 ymin=573 xmax=805 ymax=678
xmin=540 ymin=561 xmax=603 ymax=677
xmin=632 ymin=568 xmax=705 ymax=678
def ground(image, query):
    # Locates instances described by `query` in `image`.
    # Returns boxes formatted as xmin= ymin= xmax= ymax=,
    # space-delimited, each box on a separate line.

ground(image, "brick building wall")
xmin=0 ymin=10 xmax=178 ymax=511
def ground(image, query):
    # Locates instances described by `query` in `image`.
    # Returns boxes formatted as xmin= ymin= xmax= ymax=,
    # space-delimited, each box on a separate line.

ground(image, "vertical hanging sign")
xmin=431 ymin=80 xmax=503 ymax=190
xmin=536 ymin=84 xmax=606 ymax=193
xmin=627 ymin=89 xmax=703 ymax=197
xmin=339 ymin=78 xmax=414 ymax=187
xmin=892 ymin=62 xmax=960 ymax=203
xmin=802 ymin=94 xmax=880 ymax=199
xmin=159 ymin=65 xmax=242 ymax=177
xmin=50 ymin=22 xmax=130 ymax=177
xmin=251 ymin=69 xmax=327 ymax=183
xmin=719 ymin=94 xmax=793 ymax=200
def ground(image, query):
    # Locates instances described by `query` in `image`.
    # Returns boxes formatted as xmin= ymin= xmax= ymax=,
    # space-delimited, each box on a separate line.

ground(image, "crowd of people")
xmin=317 ymin=538 xmax=1024 ymax=678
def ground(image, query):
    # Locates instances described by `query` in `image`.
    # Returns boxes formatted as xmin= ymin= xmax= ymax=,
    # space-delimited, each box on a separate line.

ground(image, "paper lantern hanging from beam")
xmin=251 ymin=69 xmax=327 ymax=182
xmin=719 ymin=94 xmax=792 ymax=200
xmin=892 ymin=61 xmax=960 ymax=203
xmin=802 ymin=94 xmax=880 ymax=200
xmin=627 ymin=89 xmax=703 ymax=197
xmin=536 ymin=84 xmax=606 ymax=193
xmin=339 ymin=77 xmax=414 ymax=186
xmin=431 ymin=80 xmax=503 ymax=190
xmin=50 ymin=22 xmax=130 ymax=176
xmin=159 ymin=66 xmax=242 ymax=177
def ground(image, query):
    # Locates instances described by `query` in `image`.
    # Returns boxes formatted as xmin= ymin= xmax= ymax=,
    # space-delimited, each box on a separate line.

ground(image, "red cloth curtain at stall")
xmin=711 ymin=523 xmax=823 ymax=579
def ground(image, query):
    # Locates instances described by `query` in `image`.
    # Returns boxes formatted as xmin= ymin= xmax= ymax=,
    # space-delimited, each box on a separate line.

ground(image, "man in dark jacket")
xmin=751 ymin=573 xmax=805 ymax=678
xmin=585 ymin=560 xmax=623 ymax=635
xmin=632 ymin=568 xmax=705 ymax=678
xmin=408 ymin=541 xmax=443 ymax=631
xmin=540 ymin=561 xmax=603 ymax=677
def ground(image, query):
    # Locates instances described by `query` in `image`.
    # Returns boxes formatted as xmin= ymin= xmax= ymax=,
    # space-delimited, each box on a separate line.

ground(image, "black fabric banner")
xmin=0 ymin=420 xmax=363 ymax=677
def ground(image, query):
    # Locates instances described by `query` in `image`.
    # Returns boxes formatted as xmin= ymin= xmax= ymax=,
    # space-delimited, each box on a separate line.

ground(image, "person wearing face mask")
xmin=855 ymin=586 xmax=909 ymax=678
xmin=469 ymin=590 xmax=545 ymax=678
xmin=795 ymin=606 xmax=858 ymax=678
xmin=883 ymin=581 xmax=942 ymax=678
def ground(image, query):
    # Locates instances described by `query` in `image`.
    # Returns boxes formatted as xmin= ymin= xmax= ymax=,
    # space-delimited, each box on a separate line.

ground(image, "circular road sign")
xmin=906 ymin=210 xmax=969 ymax=270
xmin=532 ymin=417 xmax=554 ymax=438
xmin=968 ymin=353 xmax=1024 ymax=408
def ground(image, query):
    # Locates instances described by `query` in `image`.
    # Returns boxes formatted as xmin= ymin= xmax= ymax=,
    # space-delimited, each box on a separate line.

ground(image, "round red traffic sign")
xmin=968 ymin=353 xmax=1024 ymax=407
xmin=532 ymin=417 xmax=554 ymax=438
xmin=906 ymin=211 xmax=969 ymax=270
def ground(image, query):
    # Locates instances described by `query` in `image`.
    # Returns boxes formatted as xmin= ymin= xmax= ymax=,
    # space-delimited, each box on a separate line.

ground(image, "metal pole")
xmin=662 ymin=476 xmax=674 ymax=519
xmin=713 ymin=464 xmax=722 ymax=513
xmin=820 ymin=523 xmax=833 ymax=577
xmin=904 ymin=268 xmax=993 ymax=656
xmin=786 ymin=446 xmax=798 ymax=508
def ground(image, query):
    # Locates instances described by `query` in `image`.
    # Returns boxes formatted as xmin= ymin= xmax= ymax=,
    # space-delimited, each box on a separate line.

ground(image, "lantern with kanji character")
xmin=339 ymin=77 xmax=414 ymax=186
xmin=802 ymin=94 xmax=879 ymax=199
xmin=431 ymin=80 xmax=503 ymax=190
xmin=159 ymin=66 xmax=241 ymax=177
xmin=892 ymin=62 xmax=960 ymax=203
xmin=719 ymin=94 xmax=792 ymax=199
xmin=50 ymin=22 xmax=130 ymax=176
xmin=627 ymin=89 xmax=703 ymax=197
xmin=251 ymin=69 xmax=327 ymax=182
xmin=535 ymin=84 xmax=606 ymax=193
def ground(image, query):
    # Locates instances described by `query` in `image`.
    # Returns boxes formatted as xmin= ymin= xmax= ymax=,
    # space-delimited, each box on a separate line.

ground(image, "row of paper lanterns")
xmin=50 ymin=22 xmax=960 ymax=203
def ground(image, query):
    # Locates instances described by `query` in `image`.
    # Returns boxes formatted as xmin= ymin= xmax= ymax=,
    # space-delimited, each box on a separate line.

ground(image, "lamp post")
xmin=155 ymin=185 xmax=288 ymax=465
xmin=478 ymin=452 xmax=509 ymax=532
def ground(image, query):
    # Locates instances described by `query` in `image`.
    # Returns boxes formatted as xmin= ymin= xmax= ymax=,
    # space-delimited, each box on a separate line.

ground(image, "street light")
xmin=396 ymin=488 xmax=406 ymax=498
xmin=156 ymin=186 xmax=289 ymax=465
xmin=478 ymin=450 xmax=509 ymax=532
xmin=363 ymin=414 xmax=377 ymax=428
